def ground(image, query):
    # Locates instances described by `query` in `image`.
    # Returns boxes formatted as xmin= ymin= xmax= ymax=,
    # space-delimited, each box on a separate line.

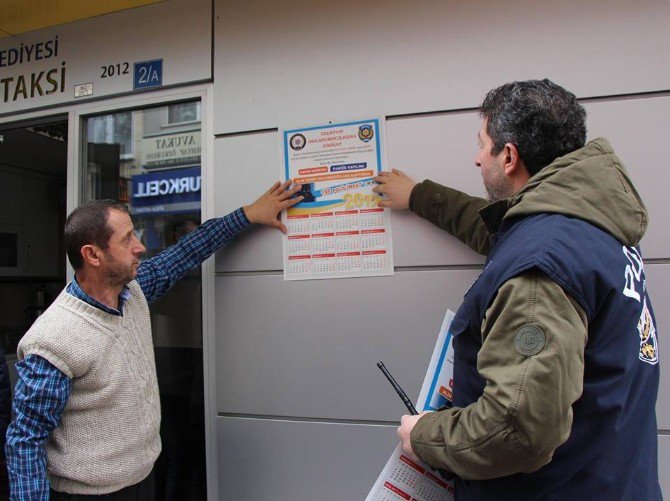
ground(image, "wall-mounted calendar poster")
xmin=281 ymin=118 xmax=394 ymax=280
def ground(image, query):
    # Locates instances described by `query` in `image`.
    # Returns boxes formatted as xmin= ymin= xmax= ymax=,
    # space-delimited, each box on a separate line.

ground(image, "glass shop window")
xmin=82 ymin=101 xmax=206 ymax=500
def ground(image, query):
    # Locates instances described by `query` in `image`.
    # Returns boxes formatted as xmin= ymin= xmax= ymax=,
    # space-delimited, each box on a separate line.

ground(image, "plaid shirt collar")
xmin=67 ymin=276 xmax=131 ymax=316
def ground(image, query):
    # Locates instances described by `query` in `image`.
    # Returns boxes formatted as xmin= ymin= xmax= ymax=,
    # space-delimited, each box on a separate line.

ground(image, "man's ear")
xmin=502 ymin=143 xmax=530 ymax=180
xmin=502 ymin=143 xmax=519 ymax=175
xmin=80 ymin=245 xmax=102 ymax=268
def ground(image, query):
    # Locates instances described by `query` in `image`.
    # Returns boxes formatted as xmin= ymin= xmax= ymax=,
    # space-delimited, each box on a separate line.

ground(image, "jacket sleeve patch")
xmin=514 ymin=324 xmax=546 ymax=356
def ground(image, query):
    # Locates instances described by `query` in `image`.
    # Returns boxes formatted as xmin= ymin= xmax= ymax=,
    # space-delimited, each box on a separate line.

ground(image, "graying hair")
xmin=480 ymin=79 xmax=587 ymax=175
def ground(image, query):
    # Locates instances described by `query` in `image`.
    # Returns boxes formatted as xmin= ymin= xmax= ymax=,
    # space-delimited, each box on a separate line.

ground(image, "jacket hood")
xmin=500 ymin=138 xmax=648 ymax=246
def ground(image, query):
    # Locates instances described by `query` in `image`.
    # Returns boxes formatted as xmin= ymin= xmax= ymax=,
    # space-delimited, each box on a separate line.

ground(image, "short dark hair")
xmin=480 ymin=79 xmax=587 ymax=176
xmin=64 ymin=200 xmax=129 ymax=270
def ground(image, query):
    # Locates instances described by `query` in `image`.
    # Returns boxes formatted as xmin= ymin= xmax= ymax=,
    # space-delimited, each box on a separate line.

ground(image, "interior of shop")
xmin=0 ymin=105 xmax=207 ymax=497
xmin=0 ymin=118 xmax=67 ymax=380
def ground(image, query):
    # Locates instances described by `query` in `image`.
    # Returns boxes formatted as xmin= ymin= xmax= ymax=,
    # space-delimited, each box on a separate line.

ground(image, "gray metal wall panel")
xmin=214 ymin=0 xmax=670 ymax=133
xmin=214 ymin=97 xmax=667 ymax=272
xmin=664 ymin=437 xmax=670 ymax=499
xmin=214 ymin=131 xmax=286 ymax=272
xmin=215 ymin=270 xmax=478 ymax=421
xmin=383 ymin=98 xmax=670 ymax=261
xmin=217 ymin=417 xmax=397 ymax=500
xmin=213 ymin=114 xmax=486 ymax=273
xmin=646 ymin=264 xmax=670 ymax=430
xmin=214 ymin=265 xmax=668 ymax=426
xmin=660 ymin=435 xmax=670 ymax=497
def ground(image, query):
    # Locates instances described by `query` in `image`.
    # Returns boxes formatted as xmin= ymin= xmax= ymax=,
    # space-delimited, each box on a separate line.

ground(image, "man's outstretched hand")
xmin=372 ymin=169 xmax=417 ymax=210
xmin=244 ymin=181 xmax=303 ymax=234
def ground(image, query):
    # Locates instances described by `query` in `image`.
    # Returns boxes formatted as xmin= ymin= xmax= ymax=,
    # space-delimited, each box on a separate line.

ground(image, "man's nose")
xmin=134 ymin=239 xmax=146 ymax=255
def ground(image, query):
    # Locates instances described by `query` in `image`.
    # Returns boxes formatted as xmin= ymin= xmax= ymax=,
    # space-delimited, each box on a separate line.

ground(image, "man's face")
xmin=100 ymin=209 xmax=146 ymax=286
xmin=475 ymin=120 xmax=514 ymax=202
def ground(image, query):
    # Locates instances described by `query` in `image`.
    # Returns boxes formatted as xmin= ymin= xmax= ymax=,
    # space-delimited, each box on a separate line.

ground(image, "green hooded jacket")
xmin=407 ymin=138 xmax=648 ymax=479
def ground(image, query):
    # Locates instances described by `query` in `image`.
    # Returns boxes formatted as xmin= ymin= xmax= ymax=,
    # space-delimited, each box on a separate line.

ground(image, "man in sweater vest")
xmin=5 ymin=181 xmax=303 ymax=500
xmin=374 ymin=79 xmax=661 ymax=499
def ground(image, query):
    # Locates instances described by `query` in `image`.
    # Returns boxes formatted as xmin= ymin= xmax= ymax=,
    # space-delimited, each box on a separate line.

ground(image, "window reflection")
xmin=87 ymin=112 xmax=133 ymax=158
xmin=167 ymin=102 xmax=200 ymax=125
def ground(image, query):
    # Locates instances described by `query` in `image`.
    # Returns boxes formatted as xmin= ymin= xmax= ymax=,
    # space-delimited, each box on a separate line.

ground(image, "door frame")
xmin=0 ymin=82 xmax=220 ymax=500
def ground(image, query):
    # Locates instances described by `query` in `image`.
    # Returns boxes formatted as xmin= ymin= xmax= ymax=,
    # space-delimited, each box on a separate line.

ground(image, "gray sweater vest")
xmin=18 ymin=280 xmax=161 ymax=495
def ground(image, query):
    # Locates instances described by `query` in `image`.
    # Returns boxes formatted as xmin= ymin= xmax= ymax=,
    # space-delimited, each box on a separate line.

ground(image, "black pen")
xmin=377 ymin=361 xmax=418 ymax=415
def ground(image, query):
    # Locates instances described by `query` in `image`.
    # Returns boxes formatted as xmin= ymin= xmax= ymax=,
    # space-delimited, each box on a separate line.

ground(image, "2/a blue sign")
xmin=134 ymin=59 xmax=163 ymax=89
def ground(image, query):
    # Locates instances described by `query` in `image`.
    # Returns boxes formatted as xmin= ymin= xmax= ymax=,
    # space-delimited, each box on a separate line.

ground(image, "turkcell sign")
xmin=132 ymin=166 xmax=200 ymax=213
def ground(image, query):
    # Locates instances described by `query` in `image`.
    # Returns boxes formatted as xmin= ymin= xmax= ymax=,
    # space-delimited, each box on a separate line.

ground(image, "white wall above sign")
xmin=0 ymin=0 xmax=211 ymax=117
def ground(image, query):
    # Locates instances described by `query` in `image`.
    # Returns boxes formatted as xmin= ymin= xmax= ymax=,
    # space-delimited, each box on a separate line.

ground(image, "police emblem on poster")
xmin=358 ymin=124 xmax=374 ymax=142
xmin=289 ymin=133 xmax=307 ymax=151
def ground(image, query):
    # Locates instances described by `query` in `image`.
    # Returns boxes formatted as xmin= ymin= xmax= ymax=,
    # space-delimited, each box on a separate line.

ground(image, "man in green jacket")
xmin=373 ymin=79 xmax=660 ymax=499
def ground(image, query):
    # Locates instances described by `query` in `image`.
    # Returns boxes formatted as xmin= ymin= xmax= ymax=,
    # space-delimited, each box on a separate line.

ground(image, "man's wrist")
xmin=408 ymin=180 xmax=426 ymax=213
xmin=409 ymin=411 xmax=443 ymax=466
xmin=239 ymin=206 xmax=252 ymax=225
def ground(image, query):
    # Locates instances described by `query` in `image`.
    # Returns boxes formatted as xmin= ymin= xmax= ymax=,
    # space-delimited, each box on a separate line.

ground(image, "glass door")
xmin=82 ymin=100 xmax=205 ymax=500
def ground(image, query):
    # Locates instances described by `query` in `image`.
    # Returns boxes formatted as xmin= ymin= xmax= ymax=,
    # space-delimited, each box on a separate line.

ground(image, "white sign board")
xmin=0 ymin=0 xmax=211 ymax=116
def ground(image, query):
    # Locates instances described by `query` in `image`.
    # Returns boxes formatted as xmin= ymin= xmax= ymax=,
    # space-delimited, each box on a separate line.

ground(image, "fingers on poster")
xmin=281 ymin=119 xmax=394 ymax=280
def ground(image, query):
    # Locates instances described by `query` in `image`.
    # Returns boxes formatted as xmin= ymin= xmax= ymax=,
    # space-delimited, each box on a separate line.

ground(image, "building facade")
xmin=1 ymin=1 xmax=668 ymax=499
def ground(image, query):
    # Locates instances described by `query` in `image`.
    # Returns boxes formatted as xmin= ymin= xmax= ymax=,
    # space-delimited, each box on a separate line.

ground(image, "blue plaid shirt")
xmin=5 ymin=209 xmax=249 ymax=500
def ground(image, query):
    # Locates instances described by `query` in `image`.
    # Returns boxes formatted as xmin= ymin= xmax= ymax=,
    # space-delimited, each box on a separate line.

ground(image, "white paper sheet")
xmin=366 ymin=310 xmax=456 ymax=501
